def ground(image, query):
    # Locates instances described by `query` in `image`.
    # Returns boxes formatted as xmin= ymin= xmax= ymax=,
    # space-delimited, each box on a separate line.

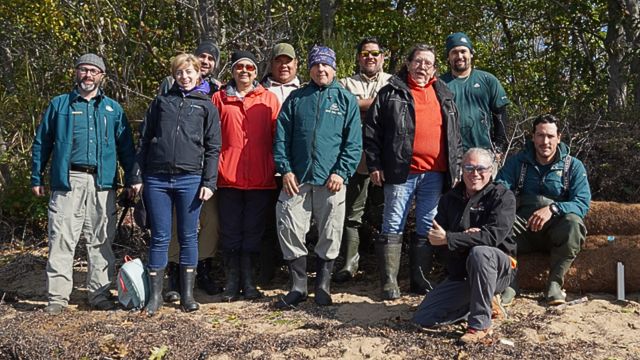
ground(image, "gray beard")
xmin=78 ymin=80 xmax=98 ymax=92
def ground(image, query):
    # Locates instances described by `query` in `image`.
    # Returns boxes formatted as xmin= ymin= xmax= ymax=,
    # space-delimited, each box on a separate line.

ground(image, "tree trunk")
xmin=319 ymin=0 xmax=338 ymax=42
xmin=605 ymin=0 xmax=628 ymax=112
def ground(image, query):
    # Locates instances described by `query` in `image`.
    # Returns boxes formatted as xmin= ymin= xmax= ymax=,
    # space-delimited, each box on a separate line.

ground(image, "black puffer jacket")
xmin=364 ymin=70 xmax=462 ymax=188
xmin=435 ymin=182 xmax=517 ymax=281
xmin=134 ymin=84 xmax=221 ymax=191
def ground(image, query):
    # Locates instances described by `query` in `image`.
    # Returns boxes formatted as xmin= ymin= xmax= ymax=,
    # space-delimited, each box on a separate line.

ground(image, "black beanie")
xmin=194 ymin=40 xmax=220 ymax=67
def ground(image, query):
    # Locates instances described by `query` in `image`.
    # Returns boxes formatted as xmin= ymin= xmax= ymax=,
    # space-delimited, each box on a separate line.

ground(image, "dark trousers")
xmin=412 ymin=246 xmax=513 ymax=330
xmin=218 ymin=188 xmax=272 ymax=254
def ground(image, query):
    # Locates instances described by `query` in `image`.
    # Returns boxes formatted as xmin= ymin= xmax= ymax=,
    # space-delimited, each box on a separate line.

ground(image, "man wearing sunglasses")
xmin=496 ymin=114 xmax=590 ymax=306
xmin=412 ymin=148 xmax=516 ymax=344
xmin=157 ymin=39 xmax=224 ymax=303
xmin=333 ymin=37 xmax=392 ymax=284
xmin=274 ymin=45 xmax=361 ymax=309
xmin=31 ymin=53 xmax=139 ymax=314
xmin=442 ymin=32 xmax=509 ymax=159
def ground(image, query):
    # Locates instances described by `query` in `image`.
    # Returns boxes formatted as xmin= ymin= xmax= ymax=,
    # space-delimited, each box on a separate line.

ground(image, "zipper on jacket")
xmin=174 ymin=97 xmax=185 ymax=169
xmin=308 ymin=87 xmax=325 ymax=181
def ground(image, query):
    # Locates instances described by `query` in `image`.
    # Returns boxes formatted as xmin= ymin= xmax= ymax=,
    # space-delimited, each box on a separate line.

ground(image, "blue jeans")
xmin=381 ymin=171 xmax=444 ymax=236
xmin=144 ymin=174 xmax=202 ymax=269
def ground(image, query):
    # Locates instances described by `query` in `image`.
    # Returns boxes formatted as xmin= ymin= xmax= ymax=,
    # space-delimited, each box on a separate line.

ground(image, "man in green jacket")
xmin=496 ymin=114 xmax=591 ymax=305
xmin=273 ymin=45 xmax=361 ymax=309
xmin=31 ymin=53 xmax=138 ymax=314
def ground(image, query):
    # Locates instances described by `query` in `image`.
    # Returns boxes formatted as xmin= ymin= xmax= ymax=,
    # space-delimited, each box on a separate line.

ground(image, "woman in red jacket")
xmin=212 ymin=51 xmax=281 ymax=301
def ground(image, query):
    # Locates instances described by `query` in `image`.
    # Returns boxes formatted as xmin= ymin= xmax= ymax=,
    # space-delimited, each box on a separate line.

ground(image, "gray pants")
xmin=412 ymin=246 xmax=513 ymax=330
xmin=46 ymin=171 xmax=116 ymax=306
xmin=276 ymin=184 xmax=346 ymax=261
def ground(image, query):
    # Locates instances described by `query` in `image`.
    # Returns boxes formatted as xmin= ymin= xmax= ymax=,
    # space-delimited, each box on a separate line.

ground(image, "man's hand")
xmin=199 ymin=186 xmax=214 ymax=201
xmin=130 ymin=183 xmax=143 ymax=198
xmin=428 ymin=220 xmax=447 ymax=246
xmin=527 ymin=206 xmax=553 ymax=232
xmin=32 ymin=186 xmax=45 ymax=197
xmin=282 ymin=172 xmax=300 ymax=196
xmin=326 ymin=173 xmax=344 ymax=193
xmin=370 ymin=170 xmax=385 ymax=187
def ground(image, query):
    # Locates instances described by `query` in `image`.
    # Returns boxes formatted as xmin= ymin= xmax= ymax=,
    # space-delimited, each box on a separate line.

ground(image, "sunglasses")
xmin=359 ymin=50 xmax=382 ymax=57
xmin=234 ymin=63 xmax=256 ymax=71
xmin=462 ymin=164 xmax=492 ymax=174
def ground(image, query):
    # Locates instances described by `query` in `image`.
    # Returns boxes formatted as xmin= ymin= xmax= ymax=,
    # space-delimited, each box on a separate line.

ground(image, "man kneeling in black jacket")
xmin=412 ymin=148 xmax=517 ymax=344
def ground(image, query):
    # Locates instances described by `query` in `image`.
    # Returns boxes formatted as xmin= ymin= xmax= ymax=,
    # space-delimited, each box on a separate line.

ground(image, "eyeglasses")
xmin=77 ymin=67 xmax=103 ymax=76
xmin=462 ymin=164 xmax=492 ymax=174
xmin=234 ymin=63 xmax=256 ymax=71
xmin=359 ymin=50 xmax=382 ymax=58
xmin=412 ymin=58 xmax=435 ymax=68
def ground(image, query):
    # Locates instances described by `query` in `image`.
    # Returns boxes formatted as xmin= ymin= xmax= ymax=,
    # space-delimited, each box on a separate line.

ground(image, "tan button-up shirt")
xmin=340 ymin=71 xmax=392 ymax=174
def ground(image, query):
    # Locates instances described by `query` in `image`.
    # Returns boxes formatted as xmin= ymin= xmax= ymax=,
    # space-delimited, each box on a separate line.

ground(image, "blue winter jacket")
xmin=496 ymin=141 xmax=591 ymax=218
xmin=273 ymin=79 xmax=362 ymax=185
xmin=31 ymin=89 xmax=137 ymax=191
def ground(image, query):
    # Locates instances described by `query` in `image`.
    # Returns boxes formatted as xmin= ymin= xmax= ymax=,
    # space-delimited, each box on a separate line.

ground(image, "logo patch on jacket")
xmin=325 ymin=103 xmax=343 ymax=116
xmin=470 ymin=203 xmax=485 ymax=212
xmin=105 ymin=105 xmax=114 ymax=112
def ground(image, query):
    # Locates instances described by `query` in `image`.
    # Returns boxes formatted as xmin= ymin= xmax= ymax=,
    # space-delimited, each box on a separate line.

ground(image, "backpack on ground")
xmin=117 ymin=256 xmax=149 ymax=310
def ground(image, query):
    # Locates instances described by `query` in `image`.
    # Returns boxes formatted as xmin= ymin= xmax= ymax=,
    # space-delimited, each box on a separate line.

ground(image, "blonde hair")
xmin=171 ymin=53 xmax=201 ymax=78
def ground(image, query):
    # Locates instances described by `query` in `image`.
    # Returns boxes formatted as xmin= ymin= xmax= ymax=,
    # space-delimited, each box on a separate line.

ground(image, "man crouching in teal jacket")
xmin=273 ymin=45 xmax=362 ymax=309
xmin=496 ymin=114 xmax=591 ymax=306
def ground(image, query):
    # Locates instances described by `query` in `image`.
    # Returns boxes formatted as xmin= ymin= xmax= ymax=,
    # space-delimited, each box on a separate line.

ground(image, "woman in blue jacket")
xmin=133 ymin=53 xmax=221 ymax=315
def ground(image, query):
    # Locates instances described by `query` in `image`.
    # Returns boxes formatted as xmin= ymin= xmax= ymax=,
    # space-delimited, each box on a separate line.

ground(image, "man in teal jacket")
xmin=496 ymin=114 xmax=591 ymax=305
xmin=31 ymin=53 xmax=138 ymax=314
xmin=273 ymin=45 xmax=361 ymax=309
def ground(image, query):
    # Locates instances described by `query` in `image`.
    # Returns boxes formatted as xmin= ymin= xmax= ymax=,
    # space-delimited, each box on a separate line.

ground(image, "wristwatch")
xmin=549 ymin=203 xmax=561 ymax=216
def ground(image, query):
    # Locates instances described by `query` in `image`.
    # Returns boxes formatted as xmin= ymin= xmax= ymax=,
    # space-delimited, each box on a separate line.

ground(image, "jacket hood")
xmin=222 ymin=80 xmax=265 ymax=100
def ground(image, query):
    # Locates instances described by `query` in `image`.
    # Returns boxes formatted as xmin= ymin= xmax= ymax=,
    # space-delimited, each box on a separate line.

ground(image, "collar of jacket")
xmin=388 ymin=69 xmax=454 ymax=102
xmin=167 ymin=82 xmax=211 ymax=100
xmin=69 ymin=88 xmax=104 ymax=104
xmin=522 ymin=140 xmax=570 ymax=165
xmin=451 ymin=180 xmax=496 ymax=202
xmin=222 ymin=80 xmax=265 ymax=101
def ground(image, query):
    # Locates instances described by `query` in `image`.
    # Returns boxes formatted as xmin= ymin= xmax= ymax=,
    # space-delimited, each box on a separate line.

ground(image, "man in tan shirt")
xmin=334 ymin=37 xmax=392 ymax=283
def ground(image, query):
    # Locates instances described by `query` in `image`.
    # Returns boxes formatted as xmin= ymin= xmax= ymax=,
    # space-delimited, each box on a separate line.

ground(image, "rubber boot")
xmin=180 ymin=265 xmax=199 ymax=312
xmin=144 ymin=268 xmax=165 ymax=316
xmin=333 ymin=227 xmax=360 ymax=283
xmin=409 ymin=234 xmax=434 ymax=295
xmin=221 ymin=252 xmax=241 ymax=302
xmin=275 ymin=256 xmax=308 ymax=309
xmin=315 ymin=258 xmax=335 ymax=306
xmin=196 ymin=258 xmax=223 ymax=295
xmin=164 ymin=262 xmax=181 ymax=302
xmin=241 ymin=253 xmax=263 ymax=300
xmin=375 ymin=233 xmax=403 ymax=300
xmin=546 ymin=257 xmax=572 ymax=305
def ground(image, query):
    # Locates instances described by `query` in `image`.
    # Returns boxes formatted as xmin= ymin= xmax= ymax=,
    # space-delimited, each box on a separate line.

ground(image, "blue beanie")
xmin=308 ymin=45 xmax=337 ymax=70
xmin=445 ymin=32 xmax=474 ymax=56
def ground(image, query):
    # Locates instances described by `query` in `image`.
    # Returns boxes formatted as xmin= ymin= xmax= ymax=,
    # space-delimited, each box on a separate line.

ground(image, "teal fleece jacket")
xmin=273 ymin=79 xmax=362 ymax=185
xmin=31 ymin=90 xmax=137 ymax=191
xmin=496 ymin=141 xmax=591 ymax=218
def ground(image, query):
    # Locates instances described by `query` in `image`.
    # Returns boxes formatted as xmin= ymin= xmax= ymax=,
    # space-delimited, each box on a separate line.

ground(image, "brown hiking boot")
xmin=460 ymin=327 xmax=493 ymax=344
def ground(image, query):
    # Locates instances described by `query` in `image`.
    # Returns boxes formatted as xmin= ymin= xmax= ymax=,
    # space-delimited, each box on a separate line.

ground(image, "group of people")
xmin=31 ymin=32 xmax=591 ymax=344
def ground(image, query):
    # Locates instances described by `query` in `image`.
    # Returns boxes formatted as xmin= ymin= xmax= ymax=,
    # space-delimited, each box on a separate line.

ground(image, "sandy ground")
xmin=1 ymin=247 xmax=639 ymax=359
